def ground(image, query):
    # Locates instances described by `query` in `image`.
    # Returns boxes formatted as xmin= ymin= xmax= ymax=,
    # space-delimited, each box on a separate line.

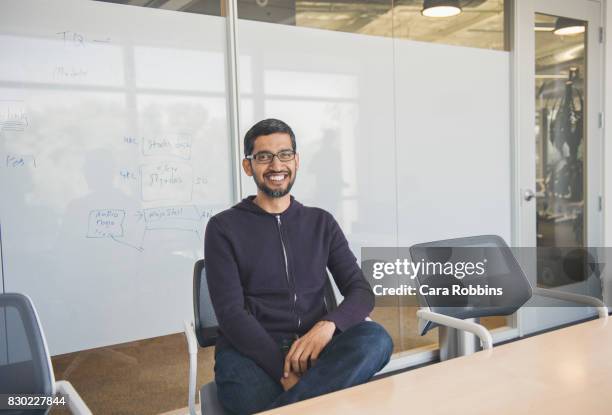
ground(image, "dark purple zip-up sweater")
xmin=204 ymin=196 xmax=374 ymax=382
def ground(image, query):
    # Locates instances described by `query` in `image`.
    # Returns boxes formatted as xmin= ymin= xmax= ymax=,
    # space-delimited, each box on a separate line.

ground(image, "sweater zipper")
xmin=276 ymin=215 xmax=301 ymax=331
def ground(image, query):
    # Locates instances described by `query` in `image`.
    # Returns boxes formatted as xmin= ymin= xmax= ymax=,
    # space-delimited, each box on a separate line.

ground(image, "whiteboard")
xmin=394 ymin=40 xmax=511 ymax=245
xmin=238 ymin=19 xmax=398 ymax=257
xmin=0 ymin=0 xmax=232 ymax=355
xmin=237 ymin=19 xmax=511 ymax=253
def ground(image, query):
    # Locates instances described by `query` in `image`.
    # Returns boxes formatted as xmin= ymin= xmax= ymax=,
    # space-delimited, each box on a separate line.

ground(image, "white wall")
xmin=238 ymin=20 xmax=398 ymax=254
xmin=394 ymin=41 xmax=511 ymax=246
xmin=237 ymin=19 xmax=512 ymax=252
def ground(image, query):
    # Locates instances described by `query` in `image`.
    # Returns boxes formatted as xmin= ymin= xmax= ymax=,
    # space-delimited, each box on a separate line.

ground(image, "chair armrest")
xmin=185 ymin=320 xmax=199 ymax=355
xmin=533 ymin=287 xmax=609 ymax=319
xmin=55 ymin=380 xmax=92 ymax=415
xmin=416 ymin=309 xmax=493 ymax=350
xmin=184 ymin=321 xmax=199 ymax=415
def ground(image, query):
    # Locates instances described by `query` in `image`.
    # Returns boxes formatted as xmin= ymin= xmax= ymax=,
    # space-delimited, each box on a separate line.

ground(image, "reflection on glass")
xmin=535 ymin=13 xmax=587 ymax=287
xmin=237 ymin=0 xmax=393 ymax=37
xmin=393 ymin=0 xmax=506 ymax=50
xmin=94 ymin=0 xmax=223 ymax=16
xmin=1 ymin=1 xmax=230 ymax=413
xmin=237 ymin=0 xmax=507 ymax=50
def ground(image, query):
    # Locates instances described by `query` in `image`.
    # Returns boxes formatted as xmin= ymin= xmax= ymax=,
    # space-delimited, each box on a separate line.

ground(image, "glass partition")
xmin=237 ymin=0 xmax=508 ymax=50
xmin=535 ymin=13 xmax=587 ymax=288
xmin=1 ymin=1 xmax=230 ymax=413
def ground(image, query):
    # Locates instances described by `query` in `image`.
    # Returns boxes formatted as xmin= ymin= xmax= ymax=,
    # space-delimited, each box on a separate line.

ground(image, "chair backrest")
xmin=409 ymin=235 xmax=533 ymax=335
xmin=193 ymin=259 xmax=219 ymax=347
xmin=0 ymin=293 xmax=54 ymax=415
xmin=193 ymin=259 xmax=339 ymax=348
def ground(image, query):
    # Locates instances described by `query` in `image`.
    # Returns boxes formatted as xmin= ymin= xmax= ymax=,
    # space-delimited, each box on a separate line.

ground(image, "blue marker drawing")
xmin=141 ymin=132 xmax=193 ymax=160
xmin=110 ymin=235 xmax=144 ymax=252
xmin=86 ymin=209 xmax=125 ymax=238
xmin=140 ymin=162 xmax=194 ymax=202
xmin=0 ymin=100 xmax=29 ymax=132
xmin=5 ymin=155 xmax=36 ymax=168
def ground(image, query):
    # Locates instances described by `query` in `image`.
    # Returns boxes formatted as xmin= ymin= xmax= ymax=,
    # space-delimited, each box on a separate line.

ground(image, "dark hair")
xmin=243 ymin=118 xmax=296 ymax=157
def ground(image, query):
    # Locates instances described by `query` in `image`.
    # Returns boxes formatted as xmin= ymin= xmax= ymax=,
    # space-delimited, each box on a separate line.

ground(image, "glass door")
xmin=516 ymin=0 xmax=604 ymax=335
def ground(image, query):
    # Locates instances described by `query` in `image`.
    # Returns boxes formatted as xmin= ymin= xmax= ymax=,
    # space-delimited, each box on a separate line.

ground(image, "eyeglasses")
xmin=246 ymin=150 xmax=296 ymax=164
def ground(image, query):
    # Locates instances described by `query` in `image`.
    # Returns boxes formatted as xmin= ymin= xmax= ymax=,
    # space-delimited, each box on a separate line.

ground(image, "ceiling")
xmin=98 ymin=0 xmax=506 ymax=50
xmin=97 ymin=0 xmax=587 ymax=62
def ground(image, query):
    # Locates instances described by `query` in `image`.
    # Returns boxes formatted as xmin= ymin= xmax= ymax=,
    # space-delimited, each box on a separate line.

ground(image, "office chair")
xmin=0 ymin=293 xmax=92 ymax=415
xmin=410 ymin=235 xmax=608 ymax=360
xmin=184 ymin=259 xmax=338 ymax=415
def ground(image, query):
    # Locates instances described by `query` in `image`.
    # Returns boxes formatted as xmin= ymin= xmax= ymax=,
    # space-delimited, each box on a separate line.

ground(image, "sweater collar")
xmin=234 ymin=195 xmax=301 ymax=218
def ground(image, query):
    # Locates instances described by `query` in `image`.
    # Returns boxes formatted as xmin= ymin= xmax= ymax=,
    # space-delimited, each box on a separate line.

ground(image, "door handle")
xmin=523 ymin=189 xmax=535 ymax=201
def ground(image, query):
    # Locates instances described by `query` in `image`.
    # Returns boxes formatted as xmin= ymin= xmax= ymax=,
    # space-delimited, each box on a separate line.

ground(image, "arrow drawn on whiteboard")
xmin=135 ymin=210 xmax=144 ymax=221
xmin=110 ymin=235 xmax=144 ymax=252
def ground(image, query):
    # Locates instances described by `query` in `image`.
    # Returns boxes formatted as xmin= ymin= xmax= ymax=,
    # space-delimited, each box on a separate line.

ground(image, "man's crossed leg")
xmin=214 ymin=321 xmax=393 ymax=415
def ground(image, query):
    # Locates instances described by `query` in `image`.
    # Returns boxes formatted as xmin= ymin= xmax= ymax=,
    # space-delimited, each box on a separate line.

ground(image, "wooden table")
xmin=261 ymin=318 xmax=612 ymax=414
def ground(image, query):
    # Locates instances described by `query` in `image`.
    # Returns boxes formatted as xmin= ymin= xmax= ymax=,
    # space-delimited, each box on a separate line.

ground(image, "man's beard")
xmin=253 ymin=172 xmax=295 ymax=198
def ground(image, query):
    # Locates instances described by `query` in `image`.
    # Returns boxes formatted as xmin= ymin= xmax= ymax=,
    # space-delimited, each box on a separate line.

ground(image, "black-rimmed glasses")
xmin=245 ymin=150 xmax=296 ymax=164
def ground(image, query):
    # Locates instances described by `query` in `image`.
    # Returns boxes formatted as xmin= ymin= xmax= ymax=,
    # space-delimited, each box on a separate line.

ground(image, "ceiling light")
xmin=553 ymin=17 xmax=585 ymax=36
xmin=422 ymin=0 xmax=462 ymax=18
xmin=534 ymin=24 xmax=554 ymax=32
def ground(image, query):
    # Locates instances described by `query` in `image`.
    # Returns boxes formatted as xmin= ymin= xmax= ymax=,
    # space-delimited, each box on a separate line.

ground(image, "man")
xmin=204 ymin=119 xmax=393 ymax=414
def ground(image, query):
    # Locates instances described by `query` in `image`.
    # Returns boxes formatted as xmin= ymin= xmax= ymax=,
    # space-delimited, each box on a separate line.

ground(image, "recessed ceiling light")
xmin=422 ymin=0 xmax=462 ymax=18
xmin=534 ymin=24 xmax=554 ymax=32
xmin=554 ymin=17 xmax=585 ymax=36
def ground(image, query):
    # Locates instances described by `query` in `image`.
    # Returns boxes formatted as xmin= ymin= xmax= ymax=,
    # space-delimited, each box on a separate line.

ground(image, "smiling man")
xmin=204 ymin=118 xmax=393 ymax=414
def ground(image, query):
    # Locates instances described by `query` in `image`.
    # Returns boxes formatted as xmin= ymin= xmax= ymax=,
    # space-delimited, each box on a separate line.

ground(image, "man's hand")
xmin=284 ymin=320 xmax=336 ymax=376
xmin=280 ymin=370 xmax=300 ymax=391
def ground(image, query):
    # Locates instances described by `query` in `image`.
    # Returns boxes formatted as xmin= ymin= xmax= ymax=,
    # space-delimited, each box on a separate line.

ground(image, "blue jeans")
xmin=214 ymin=321 xmax=393 ymax=415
